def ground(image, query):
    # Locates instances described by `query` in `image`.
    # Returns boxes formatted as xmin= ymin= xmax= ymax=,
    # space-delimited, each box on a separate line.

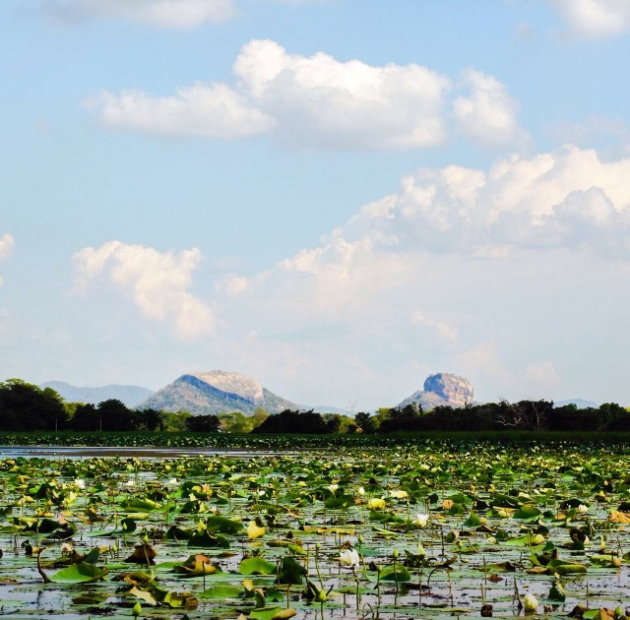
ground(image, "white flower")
xmin=577 ymin=504 xmax=588 ymax=514
xmin=73 ymin=479 xmax=85 ymax=489
xmin=167 ymin=477 xmax=178 ymax=485
xmin=414 ymin=513 xmax=429 ymax=527
xmin=358 ymin=487 xmax=365 ymax=496
xmin=328 ymin=484 xmax=339 ymax=493
xmin=339 ymin=549 xmax=360 ymax=567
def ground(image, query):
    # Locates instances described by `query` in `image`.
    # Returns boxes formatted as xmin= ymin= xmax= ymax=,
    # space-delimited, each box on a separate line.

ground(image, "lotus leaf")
xmin=239 ymin=556 xmax=277 ymax=575
xmin=52 ymin=562 xmax=108 ymax=583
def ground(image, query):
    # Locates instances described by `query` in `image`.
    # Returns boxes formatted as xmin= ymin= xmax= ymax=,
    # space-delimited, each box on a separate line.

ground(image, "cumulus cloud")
xmin=328 ymin=144 xmax=630 ymax=258
xmin=232 ymin=39 xmax=450 ymax=149
xmin=453 ymin=69 xmax=526 ymax=147
xmin=41 ymin=0 xmax=236 ymax=28
xmin=0 ymin=233 xmax=15 ymax=288
xmin=549 ymin=0 xmax=630 ymax=39
xmin=73 ymin=241 xmax=214 ymax=339
xmin=87 ymin=39 xmax=523 ymax=150
xmin=219 ymin=145 xmax=630 ymax=323
xmin=85 ymin=84 xmax=274 ymax=139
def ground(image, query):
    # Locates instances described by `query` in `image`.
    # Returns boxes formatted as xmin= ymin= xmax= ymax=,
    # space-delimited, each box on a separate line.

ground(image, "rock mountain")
xmin=397 ymin=372 xmax=474 ymax=410
xmin=140 ymin=370 xmax=298 ymax=416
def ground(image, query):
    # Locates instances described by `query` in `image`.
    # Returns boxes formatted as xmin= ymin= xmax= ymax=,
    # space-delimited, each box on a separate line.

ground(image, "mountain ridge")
xmin=41 ymin=381 xmax=155 ymax=408
xmin=140 ymin=370 xmax=299 ymax=416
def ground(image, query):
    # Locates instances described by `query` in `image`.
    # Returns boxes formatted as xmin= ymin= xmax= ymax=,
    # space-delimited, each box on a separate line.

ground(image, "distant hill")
xmin=397 ymin=372 xmax=474 ymax=410
xmin=555 ymin=398 xmax=599 ymax=409
xmin=140 ymin=370 xmax=299 ymax=416
xmin=42 ymin=381 xmax=155 ymax=408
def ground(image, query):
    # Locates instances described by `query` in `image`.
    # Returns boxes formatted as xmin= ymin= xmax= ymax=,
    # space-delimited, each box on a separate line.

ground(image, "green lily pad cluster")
xmin=0 ymin=440 xmax=630 ymax=618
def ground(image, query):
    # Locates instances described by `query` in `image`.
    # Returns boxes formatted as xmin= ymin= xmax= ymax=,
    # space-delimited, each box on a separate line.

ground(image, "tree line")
xmin=354 ymin=400 xmax=630 ymax=433
xmin=1 ymin=378 xmax=629 ymax=434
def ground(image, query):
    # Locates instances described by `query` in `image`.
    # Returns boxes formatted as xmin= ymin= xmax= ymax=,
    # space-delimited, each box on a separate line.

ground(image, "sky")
xmin=2 ymin=0 xmax=630 ymax=410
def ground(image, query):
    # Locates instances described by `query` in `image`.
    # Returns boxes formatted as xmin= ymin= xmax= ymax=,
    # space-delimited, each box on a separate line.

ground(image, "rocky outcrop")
xmin=397 ymin=372 xmax=474 ymax=410
xmin=140 ymin=370 xmax=298 ymax=416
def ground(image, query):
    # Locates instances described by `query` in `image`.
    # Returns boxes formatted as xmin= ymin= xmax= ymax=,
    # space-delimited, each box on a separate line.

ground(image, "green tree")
xmin=185 ymin=414 xmax=220 ymax=433
xmin=161 ymin=410 xmax=192 ymax=432
xmin=133 ymin=408 xmax=164 ymax=431
xmin=218 ymin=411 xmax=250 ymax=433
xmin=97 ymin=399 xmax=131 ymax=432
xmin=70 ymin=403 xmax=100 ymax=431
xmin=0 ymin=379 xmax=67 ymax=431
xmin=354 ymin=411 xmax=376 ymax=433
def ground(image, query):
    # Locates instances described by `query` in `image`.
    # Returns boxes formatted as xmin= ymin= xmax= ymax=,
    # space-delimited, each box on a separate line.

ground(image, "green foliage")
xmin=185 ymin=414 xmax=220 ymax=433
xmin=0 ymin=378 xmax=67 ymax=431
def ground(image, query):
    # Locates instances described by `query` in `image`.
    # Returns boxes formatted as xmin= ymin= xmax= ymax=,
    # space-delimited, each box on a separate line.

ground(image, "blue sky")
xmin=2 ymin=0 xmax=630 ymax=409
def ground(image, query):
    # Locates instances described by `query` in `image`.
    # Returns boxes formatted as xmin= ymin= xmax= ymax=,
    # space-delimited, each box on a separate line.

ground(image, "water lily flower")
xmin=73 ymin=479 xmax=85 ymax=489
xmin=577 ymin=504 xmax=588 ymax=514
xmin=414 ymin=513 xmax=429 ymax=527
xmin=328 ymin=484 xmax=339 ymax=493
xmin=61 ymin=542 xmax=73 ymax=554
xmin=339 ymin=549 xmax=360 ymax=567
xmin=358 ymin=487 xmax=365 ymax=496
xmin=523 ymin=594 xmax=539 ymax=612
xmin=368 ymin=498 xmax=386 ymax=510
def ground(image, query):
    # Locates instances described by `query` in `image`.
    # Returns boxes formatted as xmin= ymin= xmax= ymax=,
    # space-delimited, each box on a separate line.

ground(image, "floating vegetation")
xmin=0 ymin=440 xmax=630 ymax=618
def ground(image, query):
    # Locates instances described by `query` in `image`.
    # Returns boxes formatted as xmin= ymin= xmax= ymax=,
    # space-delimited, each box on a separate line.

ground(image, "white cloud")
xmin=41 ymin=0 xmax=236 ymax=28
xmin=549 ymin=0 xmax=630 ymax=39
xmin=232 ymin=39 xmax=450 ymax=149
xmin=209 ymin=145 xmax=630 ymax=406
xmin=0 ymin=233 xmax=15 ymax=288
xmin=0 ymin=233 xmax=14 ymax=260
xmin=72 ymin=241 xmax=214 ymax=339
xmin=332 ymin=144 xmax=630 ymax=257
xmin=86 ymin=84 xmax=274 ymax=139
xmin=220 ymin=145 xmax=630 ymax=324
xmin=411 ymin=311 xmax=460 ymax=343
xmin=87 ymin=39 xmax=523 ymax=150
xmin=453 ymin=69 xmax=526 ymax=147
